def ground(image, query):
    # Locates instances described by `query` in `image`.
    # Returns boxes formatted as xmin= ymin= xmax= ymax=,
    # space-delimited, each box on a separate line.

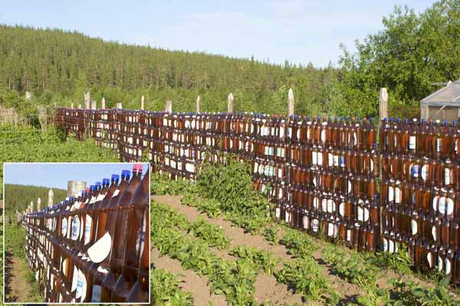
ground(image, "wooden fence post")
xmin=77 ymin=104 xmax=82 ymax=109
xmin=165 ymin=100 xmax=172 ymax=113
xmin=196 ymin=95 xmax=201 ymax=113
xmin=71 ymin=103 xmax=74 ymax=109
xmin=141 ymin=95 xmax=145 ymax=110
xmin=101 ymin=97 xmax=106 ymax=110
xmin=288 ymin=88 xmax=294 ymax=117
xmin=379 ymin=88 xmax=388 ymax=121
xmin=116 ymin=102 xmax=123 ymax=109
xmin=91 ymin=100 xmax=97 ymax=110
xmin=228 ymin=93 xmax=234 ymax=113
xmin=378 ymin=87 xmax=388 ymax=237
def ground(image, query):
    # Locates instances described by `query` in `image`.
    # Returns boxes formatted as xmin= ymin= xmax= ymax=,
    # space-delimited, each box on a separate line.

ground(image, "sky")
xmin=0 ymin=0 xmax=436 ymax=67
xmin=3 ymin=163 xmax=149 ymax=190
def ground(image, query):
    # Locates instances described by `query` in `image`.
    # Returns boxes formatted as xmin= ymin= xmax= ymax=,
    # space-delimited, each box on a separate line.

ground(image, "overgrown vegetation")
xmin=0 ymin=125 xmax=119 ymax=199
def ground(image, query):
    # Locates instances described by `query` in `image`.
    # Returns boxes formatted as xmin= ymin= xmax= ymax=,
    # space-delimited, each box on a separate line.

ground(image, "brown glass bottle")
xmin=112 ymin=167 xmax=149 ymax=302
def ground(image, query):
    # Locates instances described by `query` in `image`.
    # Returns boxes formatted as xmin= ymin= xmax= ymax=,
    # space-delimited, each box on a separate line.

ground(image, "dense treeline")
xmin=0 ymin=25 xmax=336 ymax=115
xmin=0 ymin=0 xmax=459 ymax=119
xmin=4 ymin=184 xmax=66 ymax=215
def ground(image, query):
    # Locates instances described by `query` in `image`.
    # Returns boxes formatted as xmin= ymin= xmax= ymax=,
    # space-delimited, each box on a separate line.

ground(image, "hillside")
xmin=0 ymin=25 xmax=337 ymax=115
xmin=4 ymin=184 xmax=66 ymax=215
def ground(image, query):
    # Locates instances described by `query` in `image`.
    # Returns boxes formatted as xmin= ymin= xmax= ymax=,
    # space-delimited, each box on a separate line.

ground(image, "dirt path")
xmin=5 ymin=251 xmax=34 ymax=303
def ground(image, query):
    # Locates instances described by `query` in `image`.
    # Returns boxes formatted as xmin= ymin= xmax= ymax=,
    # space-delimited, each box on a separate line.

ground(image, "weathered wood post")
xmin=288 ymin=88 xmax=294 ymax=117
xmin=286 ymin=88 xmax=295 ymax=185
xmin=378 ymin=87 xmax=388 ymax=236
xmin=228 ymin=93 xmax=234 ymax=113
xmin=91 ymin=100 xmax=97 ymax=110
xmin=196 ymin=95 xmax=201 ymax=113
xmin=101 ymin=97 xmax=106 ymax=110
xmin=165 ymin=100 xmax=172 ymax=113
xmin=85 ymin=92 xmax=91 ymax=109
xmin=77 ymin=104 xmax=82 ymax=109
xmin=71 ymin=103 xmax=74 ymax=109
xmin=141 ymin=95 xmax=145 ymax=110
xmin=379 ymin=88 xmax=388 ymax=121
xmin=115 ymin=102 xmax=123 ymax=109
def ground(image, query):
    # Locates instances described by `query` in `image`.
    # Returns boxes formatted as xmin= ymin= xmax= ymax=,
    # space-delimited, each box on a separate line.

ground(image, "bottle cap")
xmin=90 ymin=185 xmax=95 ymax=191
xmin=96 ymin=182 xmax=102 ymax=187
xmin=81 ymin=191 xmax=86 ymax=196
xmin=102 ymin=178 xmax=110 ymax=185
xmin=69 ymin=197 xmax=74 ymax=201
xmin=453 ymin=120 xmax=457 ymax=125
xmin=421 ymin=118 xmax=426 ymax=123
xmin=405 ymin=118 xmax=408 ymax=123
xmin=370 ymin=117 xmax=374 ymax=122
xmin=111 ymin=174 xmax=120 ymax=181
xmin=122 ymin=170 xmax=131 ymax=178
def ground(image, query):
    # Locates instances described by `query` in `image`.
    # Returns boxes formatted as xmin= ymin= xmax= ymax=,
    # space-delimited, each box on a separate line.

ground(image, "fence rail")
xmin=55 ymin=108 xmax=460 ymax=284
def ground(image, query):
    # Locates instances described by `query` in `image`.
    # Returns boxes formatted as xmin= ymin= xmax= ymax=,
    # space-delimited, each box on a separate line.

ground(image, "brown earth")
xmin=5 ymin=252 xmax=34 ymax=303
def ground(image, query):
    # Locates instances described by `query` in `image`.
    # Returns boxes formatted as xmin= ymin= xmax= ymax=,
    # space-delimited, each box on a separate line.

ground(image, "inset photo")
xmin=3 ymin=162 xmax=150 ymax=304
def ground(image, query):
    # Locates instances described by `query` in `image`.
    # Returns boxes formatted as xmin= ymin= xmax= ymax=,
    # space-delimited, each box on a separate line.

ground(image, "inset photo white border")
xmin=2 ymin=162 xmax=151 ymax=304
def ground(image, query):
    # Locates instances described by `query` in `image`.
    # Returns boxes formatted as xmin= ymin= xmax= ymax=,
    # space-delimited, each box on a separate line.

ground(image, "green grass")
xmin=0 ymin=124 xmax=119 ymax=199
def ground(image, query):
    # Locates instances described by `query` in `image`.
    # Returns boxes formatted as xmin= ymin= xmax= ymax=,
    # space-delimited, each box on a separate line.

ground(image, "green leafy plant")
xmin=279 ymin=228 xmax=316 ymax=258
xmin=152 ymin=268 xmax=194 ymax=305
xmin=262 ymin=226 xmax=279 ymax=245
xmin=188 ymin=218 xmax=230 ymax=250
xmin=275 ymin=258 xmax=330 ymax=302
xmin=230 ymin=245 xmax=280 ymax=275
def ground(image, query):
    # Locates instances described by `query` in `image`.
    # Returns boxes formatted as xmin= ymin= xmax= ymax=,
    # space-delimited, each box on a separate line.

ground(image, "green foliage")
xmin=0 ymin=25 xmax=337 ymax=115
xmin=331 ymin=0 xmax=460 ymax=118
xmin=188 ymin=218 xmax=230 ymax=250
xmin=322 ymin=245 xmax=379 ymax=288
xmin=151 ymin=172 xmax=192 ymax=196
xmin=195 ymin=157 xmax=272 ymax=234
xmin=152 ymin=268 xmax=194 ymax=306
xmin=4 ymin=223 xmax=27 ymax=260
xmin=369 ymin=243 xmax=413 ymax=275
xmin=262 ymin=226 xmax=279 ymax=245
xmin=0 ymin=125 xmax=119 ymax=199
xmin=279 ymin=228 xmax=316 ymax=258
xmin=182 ymin=193 xmax=223 ymax=218
xmin=4 ymin=184 xmax=66 ymax=216
xmin=229 ymin=245 xmax=280 ymax=275
xmin=275 ymin=258 xmax=329 ymax=302
xmin=152 ymin=204 xmax=259 ymax=305
xmin=384 ymin=277 xmax=456 ymax=306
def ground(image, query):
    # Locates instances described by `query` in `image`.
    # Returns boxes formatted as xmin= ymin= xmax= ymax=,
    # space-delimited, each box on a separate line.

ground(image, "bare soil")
xmin=4 ymin=251 xmax=34 ymax=303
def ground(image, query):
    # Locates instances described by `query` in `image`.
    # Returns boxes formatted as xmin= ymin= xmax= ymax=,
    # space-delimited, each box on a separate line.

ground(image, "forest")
xmin=4 ymin=184 xmax=66 ymax=215
xmin=0 ymin=0 xmax=459 ymax=118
